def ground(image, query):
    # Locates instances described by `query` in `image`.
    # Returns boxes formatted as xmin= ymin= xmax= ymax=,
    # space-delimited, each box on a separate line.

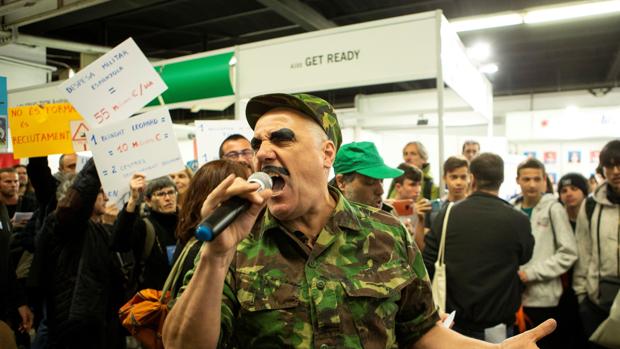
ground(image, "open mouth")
xmin=262 ymin=166 xmax=289 ymax=192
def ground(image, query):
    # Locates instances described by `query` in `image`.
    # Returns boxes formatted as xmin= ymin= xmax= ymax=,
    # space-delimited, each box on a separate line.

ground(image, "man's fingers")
xmin=528 ymin=318 xmax=557 ymax=342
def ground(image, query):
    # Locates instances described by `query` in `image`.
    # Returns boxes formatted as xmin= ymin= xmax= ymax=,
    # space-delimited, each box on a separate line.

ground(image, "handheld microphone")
xmin=195 ymin=172 xmax=272 ymax=242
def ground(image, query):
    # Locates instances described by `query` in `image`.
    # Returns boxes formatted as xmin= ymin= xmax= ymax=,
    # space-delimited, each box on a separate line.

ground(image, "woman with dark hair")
xmin=171 ymin=160 xmax=250 ymax=295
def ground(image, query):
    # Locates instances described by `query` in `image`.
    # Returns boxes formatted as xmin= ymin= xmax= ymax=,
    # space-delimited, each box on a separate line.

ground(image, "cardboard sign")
xmin=8 ymin=103 xmax=83 ymax=158
xmin=59 ymin=38 xmax=167 ymax=128
xmin=194 ymin=120 xmax=253 ymax=165
xmin=87 ymin=108 xmax=184 ymax=206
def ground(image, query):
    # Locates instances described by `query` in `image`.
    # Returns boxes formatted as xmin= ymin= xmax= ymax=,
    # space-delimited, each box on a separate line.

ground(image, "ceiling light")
xmin=565 ymin=105 xmax=579 ymax=112
xmin=524 ymin=0 xmax=620 ymax=24
xmin=450 ymin=0 xmax=620 ymax=32
xmin=479 ymin=63 xmax=498 ymax=74
xmin=68 ymin=68 xmax=75 ymax=78
xmin=467 ymin=42 xmax=491 ymax=62
xmin=451 ymin=13 xmax=523 ymax=32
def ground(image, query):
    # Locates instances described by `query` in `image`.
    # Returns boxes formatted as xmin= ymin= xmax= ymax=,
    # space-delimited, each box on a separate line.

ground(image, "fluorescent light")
xmin=467 ymin=42 xmax=491 ymax=62
xmin=68 ymin=68 xmax=75 ymax=78
xmin=479 ymin=63 xmax=498 ymax=74
xmin=452 ymin=13 xmax=523 ymax=32
xmin=451 ymin=0 xmax=620 ymax=32
xmin=565 ymin=105 xmax=579 ymax=112
xmin=524 ymin=0 xmax=620 ymax=24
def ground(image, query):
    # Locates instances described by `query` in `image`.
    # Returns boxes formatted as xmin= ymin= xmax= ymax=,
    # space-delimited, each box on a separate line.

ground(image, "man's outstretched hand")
xmin=499 ymin=319 xmax=556 ymax=349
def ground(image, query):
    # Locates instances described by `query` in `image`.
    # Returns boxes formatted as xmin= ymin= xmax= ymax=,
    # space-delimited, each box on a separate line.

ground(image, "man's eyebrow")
xmin=251 ymin=128 xmax=296 ymax=150
xmin=269 ymin=128 xmax=295 ymax=142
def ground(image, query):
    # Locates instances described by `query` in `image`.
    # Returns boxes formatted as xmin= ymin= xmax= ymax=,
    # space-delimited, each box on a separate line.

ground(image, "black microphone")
xmin=195 ymin=172 xmax=272 ymax=242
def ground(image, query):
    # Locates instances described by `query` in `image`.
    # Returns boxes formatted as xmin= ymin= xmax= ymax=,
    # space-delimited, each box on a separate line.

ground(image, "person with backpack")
xmin=573 ymin=139 xmax=620 ymax=349
xmin=512 ymin=158 xmax=578 ymax=349
xmin=112 ymin=175 xmax=179 ymax=291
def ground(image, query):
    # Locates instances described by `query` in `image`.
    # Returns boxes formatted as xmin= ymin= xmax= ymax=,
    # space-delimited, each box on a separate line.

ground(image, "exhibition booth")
xmin=6 ymin=9 xmax=494 ymax=194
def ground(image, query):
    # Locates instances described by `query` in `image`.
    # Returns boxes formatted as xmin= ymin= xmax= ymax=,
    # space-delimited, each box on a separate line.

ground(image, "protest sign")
xmin=9 ymin=103 xmax=83 ymax=158
xmin=194 ymin=120 xmax=253 ymax=165
xmin=59 ymin=38 xmax=167 ymax=128
xmin=87 ymin=108 xmax=184 ymax=206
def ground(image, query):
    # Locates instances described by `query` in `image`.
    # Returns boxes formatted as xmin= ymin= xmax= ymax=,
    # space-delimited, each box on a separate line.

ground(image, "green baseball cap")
xmin=334 ymin=142 xmax=403 ymax=179
xmin=245 ymin=93 xmax=343 ymax=151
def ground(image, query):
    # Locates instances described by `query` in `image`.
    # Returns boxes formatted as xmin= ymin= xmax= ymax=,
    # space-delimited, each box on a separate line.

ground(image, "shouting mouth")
xmin=262 ymin=166 xmax=290 ymax=193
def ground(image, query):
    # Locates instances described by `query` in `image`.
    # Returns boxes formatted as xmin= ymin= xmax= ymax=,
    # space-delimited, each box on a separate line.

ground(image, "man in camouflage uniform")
xmin=163 ymin=93 xmax=556 ymax=349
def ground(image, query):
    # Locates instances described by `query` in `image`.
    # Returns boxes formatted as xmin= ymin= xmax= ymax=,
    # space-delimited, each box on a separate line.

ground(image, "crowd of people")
xmin=0 ymin=92 xmax=618 ymax=349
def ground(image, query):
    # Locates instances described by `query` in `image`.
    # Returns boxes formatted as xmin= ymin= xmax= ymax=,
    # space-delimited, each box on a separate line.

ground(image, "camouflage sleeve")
xmin=395 ymin=224 xmax=439 ymax=347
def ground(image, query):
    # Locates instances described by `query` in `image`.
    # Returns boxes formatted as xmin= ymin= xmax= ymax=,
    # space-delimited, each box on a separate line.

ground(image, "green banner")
xmin=148 ymin=52 xmax=234 ymax=106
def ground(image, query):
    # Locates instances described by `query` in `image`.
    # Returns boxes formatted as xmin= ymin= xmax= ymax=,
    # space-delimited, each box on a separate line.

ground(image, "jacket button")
xmin=320 ymin=345 xmax=329 ymax=349
xmin=316 ymin=280 xmax=325 ymax=290
xmin=308 ymin=260 xmax=318 ymax=268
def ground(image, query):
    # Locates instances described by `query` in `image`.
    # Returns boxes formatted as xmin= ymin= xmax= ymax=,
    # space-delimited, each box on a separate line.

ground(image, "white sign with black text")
xmin=59 ymin=38 xmax=167 ymax=128
xmin=87 ymin=108 xmax=184 ymax=206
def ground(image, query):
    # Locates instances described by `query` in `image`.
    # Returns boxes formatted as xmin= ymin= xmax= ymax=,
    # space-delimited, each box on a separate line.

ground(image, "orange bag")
xmin=514 ymin=305 xmax=532 ymax=333
xmin=119 ymin=238 xmax=198 ymax=349
xmin=119 ymin=289 xmax=170 ymax=349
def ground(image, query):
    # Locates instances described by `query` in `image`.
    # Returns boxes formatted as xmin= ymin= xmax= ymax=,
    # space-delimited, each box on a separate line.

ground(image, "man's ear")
xmin=470 ymin=176 xmax=478 ymax=192
xmin=322 ymin=140 xmax=336 ymax=168
xmin=394 ymin=182 xmax=402 ymax=191
xmin=335 ymin=174 xmax=346 ymax=191
xmin=144 ymin=197 xmax=153 ymax=208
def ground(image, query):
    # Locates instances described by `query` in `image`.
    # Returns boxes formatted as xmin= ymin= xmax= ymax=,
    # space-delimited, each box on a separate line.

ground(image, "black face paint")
xmin=269 ymin=128 xmax=295 ymax=144
xmin=261 ymin=165 xmax=290 ymax=177
xmin=251 ymin=128 xmax=295 ymax=151
xmin=250 ymin=138 xmax=262 ymax=151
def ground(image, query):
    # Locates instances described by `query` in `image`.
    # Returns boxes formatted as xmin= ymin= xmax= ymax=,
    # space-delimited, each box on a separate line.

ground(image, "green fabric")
xmin=178 ymin=188 xmax=439 ymax=348
xmin=334 ymin=142 xmax=403 ymax=179
xmin=521 ymin=207 xmax=534 ymax=219
xmin=245 ymin=93 xmax=343 ymax=151
xmin=147 ymin=52 xmax=234 ymax=106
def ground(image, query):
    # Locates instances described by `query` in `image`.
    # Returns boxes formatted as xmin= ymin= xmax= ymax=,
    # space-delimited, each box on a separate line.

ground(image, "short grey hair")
xmin=56 ymin=173 xmax=77 ymax=202
xmin=403 ymin=141 xmax=428 ymax=162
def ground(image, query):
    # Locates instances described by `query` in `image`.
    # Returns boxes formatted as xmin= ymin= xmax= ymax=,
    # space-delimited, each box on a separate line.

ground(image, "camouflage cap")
xmin=245 ymin=93 xmax=343 ymax=151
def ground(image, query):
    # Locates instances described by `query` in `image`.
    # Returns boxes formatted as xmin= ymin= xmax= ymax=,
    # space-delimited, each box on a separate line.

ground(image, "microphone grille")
xmin=248 ymin=172 xmax=273 ymax=191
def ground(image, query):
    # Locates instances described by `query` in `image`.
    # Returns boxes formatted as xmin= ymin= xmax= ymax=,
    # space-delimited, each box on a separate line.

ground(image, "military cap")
xmin=245 ymin=93 xmax=342 ymax=151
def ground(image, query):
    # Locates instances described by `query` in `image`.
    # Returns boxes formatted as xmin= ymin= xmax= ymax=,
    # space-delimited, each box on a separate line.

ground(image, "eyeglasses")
xmin=224 ymin=149 xmax=254 ymax=160
xmin=152 ymin=189 xmax=177 ymax=198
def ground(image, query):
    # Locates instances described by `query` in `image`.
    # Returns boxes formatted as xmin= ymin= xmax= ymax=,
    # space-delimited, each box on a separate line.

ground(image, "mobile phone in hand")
xmin=392 ymin=199 xmax=413 ymax=216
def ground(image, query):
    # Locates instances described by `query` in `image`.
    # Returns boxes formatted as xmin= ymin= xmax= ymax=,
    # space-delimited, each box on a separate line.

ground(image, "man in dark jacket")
xmin=423 ymin=153 xmax=534 ymax=342
xmin=112 ymin=174 xmax=178 ymax=290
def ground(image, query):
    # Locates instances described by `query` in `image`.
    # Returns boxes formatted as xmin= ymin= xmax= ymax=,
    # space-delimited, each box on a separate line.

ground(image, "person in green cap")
xmin=333 ymin=141 xmax=403 ymax=209
xmin=163 ymin=93 xmax=556 ymax=349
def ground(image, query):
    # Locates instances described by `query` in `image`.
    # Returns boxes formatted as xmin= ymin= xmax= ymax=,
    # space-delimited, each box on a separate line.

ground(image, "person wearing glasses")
xmin=218 ymin=134 xmax=255 ymax=172
xmin=112 ymin=175 xmax=179 ymax=291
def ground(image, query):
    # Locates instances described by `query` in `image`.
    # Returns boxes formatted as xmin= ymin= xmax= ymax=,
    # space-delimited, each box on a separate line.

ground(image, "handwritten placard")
xmin=59 ymin=38 xmax=167 ymax=128
xmin=8 ymin=103 xmax=83 ymax=158
xmin=194 ymin=120 xmax=253 ymax=165
xmin=87 ymin=108 xmax=183 ymax=206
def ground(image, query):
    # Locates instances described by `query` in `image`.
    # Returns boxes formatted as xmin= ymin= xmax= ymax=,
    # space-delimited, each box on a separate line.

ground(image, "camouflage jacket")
xmin=180 ymin=189 xmax=438 ymax=348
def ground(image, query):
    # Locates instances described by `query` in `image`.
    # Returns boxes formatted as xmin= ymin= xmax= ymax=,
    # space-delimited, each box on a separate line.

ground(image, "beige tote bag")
xmin=431 ymin=202 xmax=454 ymax=313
